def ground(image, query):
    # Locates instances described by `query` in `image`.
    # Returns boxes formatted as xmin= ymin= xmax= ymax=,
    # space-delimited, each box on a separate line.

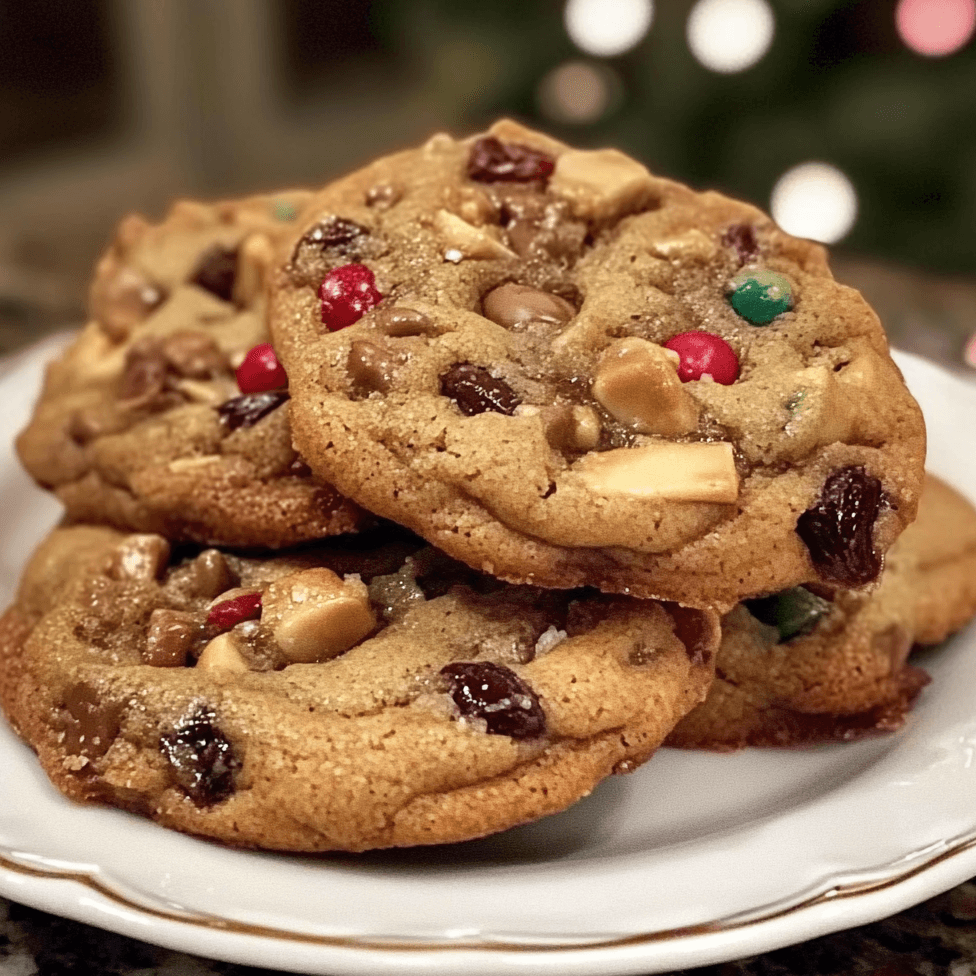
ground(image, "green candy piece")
xmin=273 ymin=200 xmax=299 ymax=221
xmin=728 ymin=269 xmax=793 ymax=325
xmin=744 ymin=586 xmax=832 ymax=643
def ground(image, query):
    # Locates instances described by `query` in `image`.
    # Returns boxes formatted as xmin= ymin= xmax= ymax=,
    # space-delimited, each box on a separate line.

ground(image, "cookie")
xmin=0 ymin=525 xmax=717 ymax=851
xmin=269 ymin=119 xmax=926 ymax=610
xmin=667 ymin=475 xmax=976 ymax=749
xmin=16 ymin=193 xmax=366 ymax=548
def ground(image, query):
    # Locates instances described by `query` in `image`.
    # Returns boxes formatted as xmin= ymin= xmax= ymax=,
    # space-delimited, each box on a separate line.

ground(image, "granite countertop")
xmin=1 ymin=254 xmax=976 ymax=976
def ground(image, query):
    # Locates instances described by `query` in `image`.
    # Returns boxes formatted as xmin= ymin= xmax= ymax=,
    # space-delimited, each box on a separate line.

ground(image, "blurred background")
xmin=2 ymin=0 xmax=976 ymax=367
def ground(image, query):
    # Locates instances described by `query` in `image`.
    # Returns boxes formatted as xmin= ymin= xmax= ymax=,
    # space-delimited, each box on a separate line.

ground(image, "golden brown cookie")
xmin=667 ymin=475 xmax=976 ymax=749
xmin=0 ymin=525 xmax=717 ymax=851
xmin=16 ymin=193 xmax=366 ymax=548
xmin=270 ymin=119 xmax=925 ymax=610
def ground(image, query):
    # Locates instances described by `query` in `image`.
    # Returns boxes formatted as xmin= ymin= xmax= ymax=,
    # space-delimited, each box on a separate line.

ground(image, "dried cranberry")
xmin=441 ymin=662 xmax=545 ymax=739
xmin=207 ymin=592 xmax=262 ymax=630
xmin=467 ymin=137 xmax=555 ymax=183
xmin=319 ymin=264 xmax=382 ymax=330
xmin=665 ymin=331 xmax=739 ymax=385
xmin=796 ymin=467 xmax=884 ymax=586
xmin=159 ymin=707 xmax=240 ymax=805
xmin=722 ymin=224 xmax=760 ymax=265
xmin=216 ymin=390 xmax=289 ymax=431
xmin=440 ymin=363 xmax=521 ymax=416
xmin=190 ymin=245 xmax=238 ymax=303
xmin=235 ymin=343 xmax=288 ymax=393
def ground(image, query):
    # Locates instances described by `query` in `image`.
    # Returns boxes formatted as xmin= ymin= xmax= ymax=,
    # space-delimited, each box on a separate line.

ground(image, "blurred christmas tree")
xmin=364 ymin=0 xmax=976 ymax=274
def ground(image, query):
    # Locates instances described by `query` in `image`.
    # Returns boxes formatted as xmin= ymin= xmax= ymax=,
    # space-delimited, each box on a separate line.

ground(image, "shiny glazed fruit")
xmin=208 ymin=593 xmax=262 ymax=630
xmin=236 ymin=343 xmax=287 ymax=393
xmin=319 ymin=264 xmax=382 ymax=330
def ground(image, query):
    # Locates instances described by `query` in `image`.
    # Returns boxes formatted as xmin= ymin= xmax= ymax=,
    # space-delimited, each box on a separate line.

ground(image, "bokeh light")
xmin=564 ymin=0 xmax=654 ymax=57
xmin=770 ymin=162 xmax=858 ymax=244
xmin=537 ymin=61 xmax=617 ymax=124
xmin=686 ymin=0 xmax=775 ymax=73
xmin=896 ymin=0 xmax=976 ymax=56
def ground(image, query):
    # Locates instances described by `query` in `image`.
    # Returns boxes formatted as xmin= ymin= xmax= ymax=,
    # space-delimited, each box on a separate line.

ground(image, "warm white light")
xmin=686 ymin=0 xmax=775 ymax=73
xmin=770 ymin=162 xmax=858 ymax=244
xmin=537 ymin=61 xmax=614 ymax=124
xmin=896 ymin=0 xmax=976 ymax=56
xmin=564 ymin=0 xmax=654 ymax=57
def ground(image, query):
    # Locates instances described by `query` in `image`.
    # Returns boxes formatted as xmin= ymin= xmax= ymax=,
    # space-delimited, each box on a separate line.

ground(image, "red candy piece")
xmin=665 ymin=332 xmax=739 ymax=385
xmin=208 ymin=593 xmax=262 ymax=631
xmin=236 ymin=343 xmax=287 ymax=393
xmin=319 ymin=264 xmax=382 ymax=330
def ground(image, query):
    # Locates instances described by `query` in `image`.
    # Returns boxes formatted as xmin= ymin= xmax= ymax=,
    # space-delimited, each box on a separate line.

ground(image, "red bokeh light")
xmin=896 ymin=0 xmax=976 ymax=56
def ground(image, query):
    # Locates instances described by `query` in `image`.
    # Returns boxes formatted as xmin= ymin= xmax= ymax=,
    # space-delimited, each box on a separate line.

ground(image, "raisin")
xmin=722 ymin=223 xmax=760 ymax=265
xmin=190 ymin=245 xmax=238 ymax=302
xmin=796 ymin=467 xmax=884 ymax=586
xmin=216 ymin=390 xmax=290 ymax=431
xmin=159 ymin=707 xmax=240 ymax=805
xmin=440 ymin=363 xmax=520 ymax=416
xmin=441 ymin=662 xmax=545 ymax=739
xmin=290 ymin=216 xmax=369 ymax=266
xmin=467 ymin=137 xmax=555 ymax=183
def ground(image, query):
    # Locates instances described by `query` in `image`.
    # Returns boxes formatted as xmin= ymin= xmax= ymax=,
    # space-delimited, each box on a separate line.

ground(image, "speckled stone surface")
xmin=3 ymin=881 xmax=976 ymax=975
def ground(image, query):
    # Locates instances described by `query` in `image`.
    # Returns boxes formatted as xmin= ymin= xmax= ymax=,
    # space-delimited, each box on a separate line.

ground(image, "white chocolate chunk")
xmin=550 ymin=149 xmax=656 ymax=222
xmin=592 ymin=338 xmax=699 ymax=436
xmin=649 ymin=229 xmax=719 ymax=263
xmin=574 ymin=442 xmax=739 ymax=503
xmin=433 ymin=210 xmax=517 ymax=261
xmin=197 ymin=632 xmax=249 ymax=674
xmin=262 ymin=568 xmax=375 ymax=663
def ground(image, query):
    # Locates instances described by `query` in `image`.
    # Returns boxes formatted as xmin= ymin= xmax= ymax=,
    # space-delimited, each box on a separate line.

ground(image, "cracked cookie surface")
xmin=270 ymin=120 xmax=925 ymax=609
xmin=16 ymin=193 xmax=366 ymax=548
xmin=0 ymin=525 xmax=716 ymax=851
xmin=668 ymin=475 xmax=976 ymax=749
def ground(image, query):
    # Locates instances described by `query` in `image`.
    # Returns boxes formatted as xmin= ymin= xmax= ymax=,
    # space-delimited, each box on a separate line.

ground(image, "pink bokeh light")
xmin=896 ymin=0 xmax=976 ymax=56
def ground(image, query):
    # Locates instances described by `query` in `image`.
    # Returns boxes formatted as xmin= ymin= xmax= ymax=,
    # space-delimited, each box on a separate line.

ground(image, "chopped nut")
xmin=592 ymin=338 xmax=699 ymax=436
xmin=570 ymin=405 xmax=601 ymax=449
xmin=196 ymin=632 xmax=249 ymax=674
xmin=574 ymin=442 xmax=739 ymax=503
xmin=144 ymin=609 xmax=202 ymax=667
xmin=649 ymin=230 xmax=719 ymax=263
xmin=443 ymin=185 xmax=499 ymax=225
xmin=433 ymin=210 xmax=517 ymax=261
xmin=550 ymin=149 xmax=657 ymax=222
xmin=262 ymin=568 xmax=375 ymax=663
xmin=234 ymin=232 xmax=275 ymax=306
xmin=108 ymin=534 xmax=171 ymax=581
xmin=517 ymin=403 xmax=602 ymax=451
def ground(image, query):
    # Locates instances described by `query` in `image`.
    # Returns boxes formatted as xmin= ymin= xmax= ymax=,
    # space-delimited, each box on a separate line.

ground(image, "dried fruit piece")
xmin=796 ymin=467 xmax=884 ymax=586
xmin=208 ymin=592 xmax=262 ymax=630
xmin=197 ymin=632 xmax=250 ymax=673
xmin=744 ymin=587 xmax=832 ymax=642
xmin=665 ymin=331 xmax=739 ymax=385
xmin=236 ymin=343 xmax=288 ymax=394
xmin=216 ymin=390 xmax=290 ymax=431
xmin=722 ymin=223 xmax=760 ymax=265
xmin=728 ymin=270 xmax=793 ymax=325
xmin=190 ymin=245 xmax=238 ymax=303
xmin=440 ymin=363 xmax=520 ymax=416
xmin=320 ymin=264 xmax=383 ymax=330
xmin=159 ymin=707 xmax=240 ymax=805
xmin=467 ymin=136 xmax=555 ymax=183
xmin=440 ymin=661 xmax=545 ymax=739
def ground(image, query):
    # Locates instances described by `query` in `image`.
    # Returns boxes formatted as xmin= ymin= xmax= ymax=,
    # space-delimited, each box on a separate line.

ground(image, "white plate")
xmin=1 ymin=341 xmax=975 ymax=976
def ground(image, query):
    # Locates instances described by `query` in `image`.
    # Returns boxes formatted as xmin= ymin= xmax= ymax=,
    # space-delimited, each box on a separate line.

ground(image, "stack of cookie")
xmin=1 ymin=121 xmax=973 ymax=852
